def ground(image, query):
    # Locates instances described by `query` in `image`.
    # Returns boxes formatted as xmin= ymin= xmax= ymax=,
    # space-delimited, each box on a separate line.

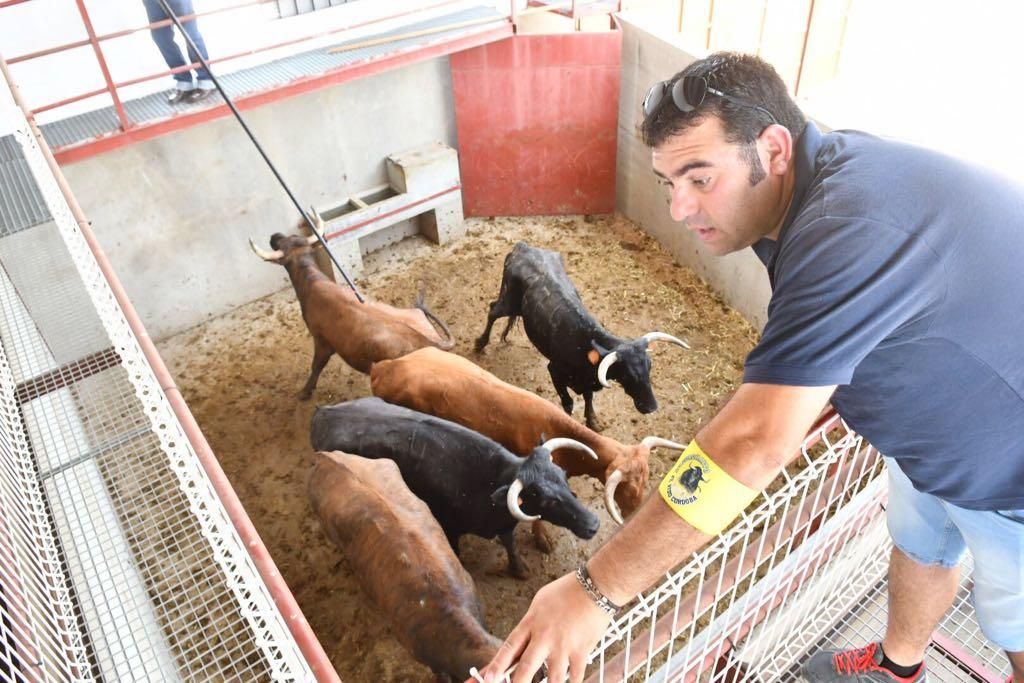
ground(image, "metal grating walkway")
xmin=0 ymin=4 xmax=505 ymax=236
xmin=780 ymin=549 xmax=1013 ymax=681
xmin=2 ymin=51 xmax=324 ymax=682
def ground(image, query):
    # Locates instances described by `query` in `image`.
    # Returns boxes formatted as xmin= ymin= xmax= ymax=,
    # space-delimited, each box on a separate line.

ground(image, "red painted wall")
xmin=451 ymin=31 xmax=622 ymax=216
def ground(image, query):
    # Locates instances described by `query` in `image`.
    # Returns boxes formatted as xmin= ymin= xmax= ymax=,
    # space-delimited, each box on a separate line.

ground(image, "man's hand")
xmin=471 ymin=572 xmax=612 ymax=683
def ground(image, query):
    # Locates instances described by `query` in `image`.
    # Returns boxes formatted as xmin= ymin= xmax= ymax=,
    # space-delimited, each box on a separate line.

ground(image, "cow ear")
xmin=589 ymin=340 xmax=609 ymax=365
xmin=491 ymin=485 xmax=510 ymax=507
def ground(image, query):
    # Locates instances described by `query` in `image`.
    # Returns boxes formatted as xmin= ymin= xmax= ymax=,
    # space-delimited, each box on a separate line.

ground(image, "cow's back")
xmin=374 ymin=348 xmax=554 ymax=456
xmin=371 ymin=348 xmax=611 ymax=469
xmin=305 ymin=282 xmax=441 ymax=372
xmin=506 ymin=243 xmax=601 ymax=365
xmin=307 ymin=452 xmax=500 ymax=677
xmin=309 ymin=398 xmax=514 ymax=537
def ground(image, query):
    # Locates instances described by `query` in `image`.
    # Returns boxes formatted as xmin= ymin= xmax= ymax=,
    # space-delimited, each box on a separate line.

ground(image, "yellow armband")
xmin=659 ymin=440 xmax=758 ymax=536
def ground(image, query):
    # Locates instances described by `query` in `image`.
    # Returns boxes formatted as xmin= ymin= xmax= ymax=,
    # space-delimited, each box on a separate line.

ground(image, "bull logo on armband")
xmin=663 ymin=453 xmax=710 ymax=506
xmin=678 ymin=463 xmax=707 ymax=495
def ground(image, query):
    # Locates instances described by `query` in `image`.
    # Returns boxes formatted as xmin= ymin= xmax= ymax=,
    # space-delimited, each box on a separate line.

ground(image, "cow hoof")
xmin=507 ymin=565 xmax=530 ymax=580
xmin=297 ymin=389 xmax=313 ymax=401
xmin=489 ymin=563 xmax=529 ymax=580
xmin=586 ymin=417 xmax=605 ymax=432
xmin=533 ymin=530 xmax=555 ymax=554
xmin=473 ymin=338 xmax=488 ymax=354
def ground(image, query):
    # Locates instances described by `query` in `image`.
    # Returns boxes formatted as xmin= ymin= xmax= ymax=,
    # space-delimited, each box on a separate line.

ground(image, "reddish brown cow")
xmin=307 ymin=451 xmax=501 ymax=681
xmin=370 ymin=347 xmax=685 ymax=541
xmin=249 ymin=213 xmax=454 ymax=398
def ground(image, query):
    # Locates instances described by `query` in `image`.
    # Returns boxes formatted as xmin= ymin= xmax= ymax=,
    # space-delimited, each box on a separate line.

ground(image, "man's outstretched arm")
xmin=473 ymin=381 xmax=836 ymax=683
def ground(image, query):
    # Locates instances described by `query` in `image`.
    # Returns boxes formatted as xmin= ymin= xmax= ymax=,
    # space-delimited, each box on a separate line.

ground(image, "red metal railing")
xmin=3 ymin=0 xmax=472 ymax=121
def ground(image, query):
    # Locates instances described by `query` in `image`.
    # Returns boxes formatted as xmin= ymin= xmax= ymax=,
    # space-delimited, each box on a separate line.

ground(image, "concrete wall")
xmin=61 ymin=57 xmax=457 ymax=340
xmin=614 ymin=15 xmax=772 ymax=330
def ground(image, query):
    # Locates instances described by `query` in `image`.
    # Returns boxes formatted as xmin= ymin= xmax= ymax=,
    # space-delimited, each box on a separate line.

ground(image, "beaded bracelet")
xmin=575 ymin=562 xmax=622 ymax=616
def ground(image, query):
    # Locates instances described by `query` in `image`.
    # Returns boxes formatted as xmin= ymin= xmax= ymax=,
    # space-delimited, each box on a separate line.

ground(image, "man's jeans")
xmin=142 ymin=0 xmax=212 ymax=88
xmin=885 ymin=456 xmax=1024 ymax=651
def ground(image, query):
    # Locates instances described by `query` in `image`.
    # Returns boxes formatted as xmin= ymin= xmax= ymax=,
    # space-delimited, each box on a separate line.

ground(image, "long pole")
xmin=153 ymin=0 xmax=364 ymax=301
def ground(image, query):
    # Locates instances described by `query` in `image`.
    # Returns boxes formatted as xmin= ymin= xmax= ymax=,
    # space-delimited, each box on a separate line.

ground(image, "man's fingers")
xmin=511 ymin=641 xmax=549 ymax=683
xmin=545 ymin=656 xmax=569 ymax=683
xmin=568 ymin=655 xmax=587 ymax=683
xmin=481 ymin=627 xmax=530 ymax=682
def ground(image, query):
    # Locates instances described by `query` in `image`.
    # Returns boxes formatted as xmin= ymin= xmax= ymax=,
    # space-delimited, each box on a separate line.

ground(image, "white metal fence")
xmin=0 ymin=61 xmax=318 ymax=682
xmin=483 ymin=412 xmax=1011 ymax=682
xmin=583 ymin=413 xmax=885 ymax=682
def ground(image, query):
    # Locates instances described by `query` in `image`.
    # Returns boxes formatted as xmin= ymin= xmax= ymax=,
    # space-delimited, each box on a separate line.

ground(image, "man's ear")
xmin=759 ymin=123 xmax=794 ymax=176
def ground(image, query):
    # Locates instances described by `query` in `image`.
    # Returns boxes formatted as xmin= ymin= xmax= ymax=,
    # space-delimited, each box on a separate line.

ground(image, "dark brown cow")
xmin=249 ymin=212 xmax=454 ymax=398
xmin=307 ymin=451 xmax=501 ymax=681
xmin=370 ymin=347 xmax=684 ymax=542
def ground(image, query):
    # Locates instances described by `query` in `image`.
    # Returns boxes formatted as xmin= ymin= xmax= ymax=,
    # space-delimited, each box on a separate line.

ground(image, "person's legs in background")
xmin=141 ymin=0 xmax=195 ymax=103
xmin=166 ymin=0 xmax=215 ymax=100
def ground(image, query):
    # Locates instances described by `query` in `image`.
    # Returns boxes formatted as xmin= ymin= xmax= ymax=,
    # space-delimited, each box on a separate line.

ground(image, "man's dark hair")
xmin=641 ymin=52 xmax=807 ymax=151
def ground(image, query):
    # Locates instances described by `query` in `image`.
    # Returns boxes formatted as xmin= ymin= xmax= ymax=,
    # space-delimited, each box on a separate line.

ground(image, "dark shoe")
xmin=166 ymin=89 xmax=194 ymax=105
xmin=186 ymin=88 xmax=215 ymax=104
xmin=802 ymin=643 xmax=927 ymax=682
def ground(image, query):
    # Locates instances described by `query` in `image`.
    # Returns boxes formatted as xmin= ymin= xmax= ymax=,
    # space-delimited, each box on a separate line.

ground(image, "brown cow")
xmin=249 ymin=212 xmax=454 ymax=398
xmin=370 ymin=347 xmax=685 ymax=544
xmin=307 ymin=451 xmax=501 ymax=681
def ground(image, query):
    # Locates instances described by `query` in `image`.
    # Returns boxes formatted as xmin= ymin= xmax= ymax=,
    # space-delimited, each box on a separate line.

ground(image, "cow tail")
xmin=415 ymin=283 xmax=456 ymax=350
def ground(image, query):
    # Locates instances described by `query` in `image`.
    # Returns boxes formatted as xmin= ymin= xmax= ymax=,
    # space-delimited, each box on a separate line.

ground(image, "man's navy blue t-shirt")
xmin=744 ymin=122 xmax=1024 ymax=510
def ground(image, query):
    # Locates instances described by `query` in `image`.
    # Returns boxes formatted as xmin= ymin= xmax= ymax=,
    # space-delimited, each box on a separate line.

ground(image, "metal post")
xmin=74 ymin=0 xmax=131 ymax=132
xmin=755 ymin=0 xmax=769 ymax=57
xmin=793 ymin=0 xmax=817 ymax=97
xmin=705 ymin=0 xmax=715 ymax=51
xmin=152 ymin=0 xmax=364 ymax=302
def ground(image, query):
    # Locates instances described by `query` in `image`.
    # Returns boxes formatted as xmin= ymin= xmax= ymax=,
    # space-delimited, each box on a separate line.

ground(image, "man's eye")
xmin=691 ymin=176 xmax=711 ymax=188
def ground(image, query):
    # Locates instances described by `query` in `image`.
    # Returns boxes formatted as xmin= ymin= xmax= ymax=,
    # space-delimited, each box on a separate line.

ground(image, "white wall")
xmin=614 ymin=16 xmax=773 ymax=330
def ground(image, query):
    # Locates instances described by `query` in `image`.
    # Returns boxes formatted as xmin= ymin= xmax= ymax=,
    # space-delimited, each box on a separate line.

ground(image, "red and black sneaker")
xmin=802 ymin=643 xmax=927 ymax=682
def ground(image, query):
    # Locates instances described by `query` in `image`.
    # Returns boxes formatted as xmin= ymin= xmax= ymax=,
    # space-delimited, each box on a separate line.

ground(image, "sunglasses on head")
xmin=642 ymin=75 xmax=778 ymax=125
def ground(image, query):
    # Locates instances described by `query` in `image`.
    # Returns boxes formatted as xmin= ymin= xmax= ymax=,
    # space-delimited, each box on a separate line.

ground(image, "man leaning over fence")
xmin=473 ymin=51 xmax=1024 ymax=683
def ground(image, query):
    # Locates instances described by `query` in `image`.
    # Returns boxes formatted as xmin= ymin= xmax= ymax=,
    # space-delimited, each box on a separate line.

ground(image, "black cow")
xmin=474 ymin=241 xmax=690 ymax=431
xmin=309 ymin=397 xmax=600 ymax=578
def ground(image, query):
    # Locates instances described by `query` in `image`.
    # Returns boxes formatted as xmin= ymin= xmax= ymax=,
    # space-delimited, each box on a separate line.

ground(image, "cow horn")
xmin=506 ymin=479 xmax=540 ymax=522
xmin=248 ymin=237 xmax=283 ymax=261
xmin=604 ymin=469 xmax=625 ymax=525
xmin=640 ymin=436 xmax=687 ymax=452
xmin=306 ymin=207 xmax=324 ymax=245
xmin=597 ymin=351 xmax=619 ymax=388
xmin=540 ymin=437 xmax=598 ymax=460
xmin=642 ymin=331 xmax=690 ymax=349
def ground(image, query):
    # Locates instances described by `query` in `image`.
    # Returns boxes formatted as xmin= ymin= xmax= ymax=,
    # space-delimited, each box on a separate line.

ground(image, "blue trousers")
xmin=142 ymin=0 xmax=211 ymax=85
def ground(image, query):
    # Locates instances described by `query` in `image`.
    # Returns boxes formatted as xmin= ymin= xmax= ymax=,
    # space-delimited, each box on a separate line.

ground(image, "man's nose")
xmin=670 ymin=187 xmax=699 ymax=223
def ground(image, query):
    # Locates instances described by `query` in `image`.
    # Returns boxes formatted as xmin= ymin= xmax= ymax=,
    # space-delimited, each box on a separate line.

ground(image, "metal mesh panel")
xmin=586 ymin=418 xmax=887 ymax=682
xmin=477 ymin=416 xmax=1010 ymax=682
xmin=770 ymin=551 xmax=1013 ymax=682
xmin=1 ymin=69 xmax=314 ymax=682
xmin=276 ymin=0 xmax=354 ymax=17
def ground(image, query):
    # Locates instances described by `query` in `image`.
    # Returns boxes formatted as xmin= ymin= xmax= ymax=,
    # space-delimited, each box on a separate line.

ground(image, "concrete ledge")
xmin=315 ymin=141 xmax=466 ymax=280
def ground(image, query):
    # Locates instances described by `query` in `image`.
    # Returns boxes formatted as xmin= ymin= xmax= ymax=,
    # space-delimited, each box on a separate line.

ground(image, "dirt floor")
xmin=157 ymin=214 xmax=759 ymax=682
